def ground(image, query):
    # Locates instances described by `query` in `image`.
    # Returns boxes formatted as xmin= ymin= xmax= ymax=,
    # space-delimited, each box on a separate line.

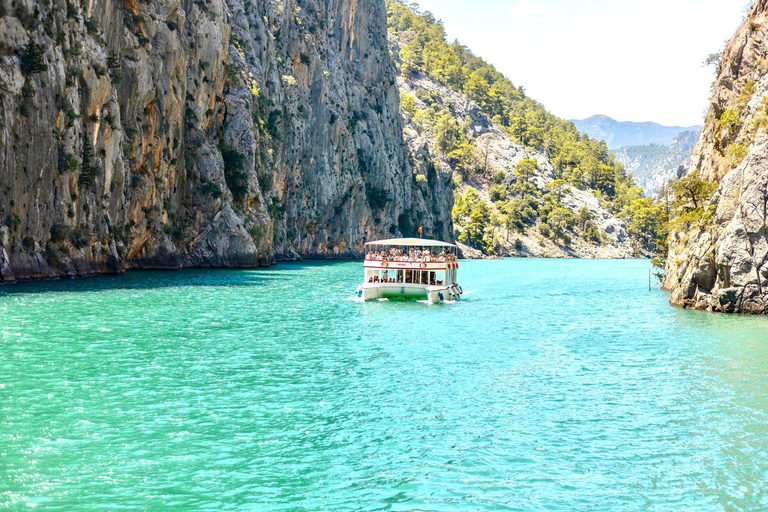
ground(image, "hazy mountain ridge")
xmin=572 ymin=115 xmax=701 ymax=150
xmin=611 ymin=130 xmax=699 ymax=195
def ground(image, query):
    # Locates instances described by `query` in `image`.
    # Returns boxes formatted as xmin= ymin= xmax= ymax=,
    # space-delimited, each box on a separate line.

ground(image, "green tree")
xmin=453 ymin=188 xmax=492 ymax=252
xmin=719 ymin=109 xmax=742 ymax=142
xmin=624 ymin=197 xmax=668 ymax=252
xmin=400 ymin=92 xmax=418 ymax=117
xmin=219 ymin=142 xmax=249 ymax=201
xmin=399 ymin=45 xmax=421 ymax=76
xmin=501 ymin=196 xmax=537 ymax=233
xmin=547 ymin=207 xmax=575 ymax=239
xmin=546 ymin=179 xmax=569 ymax=203
xmin=107 ymin=52 xmax=124 ymax=84
xmin=434 ymin=111 xmax=462 ymax=153
xmin=488 ymin=183 xmax=506 ymax=202
xmin=464 ymin=71 xmax=490 ymax=108
xmin=20 ymin=41 xmax=48 ymax=74
xmin=514 ymin=158 xmax=538 ymax=184
xmin=447 ymin=142 xmax=478 ymax=177
xmin=670 ymin=173 xmax=717 ymax=213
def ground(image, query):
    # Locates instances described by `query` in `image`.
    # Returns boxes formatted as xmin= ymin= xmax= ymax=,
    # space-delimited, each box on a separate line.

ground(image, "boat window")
xmin=397 ymin=270 xmax=404 ymax=283
xmin=435 ymin=271 xmax=444 ymax=286
xmin=405 ymin=270 xmax=413 ymax=284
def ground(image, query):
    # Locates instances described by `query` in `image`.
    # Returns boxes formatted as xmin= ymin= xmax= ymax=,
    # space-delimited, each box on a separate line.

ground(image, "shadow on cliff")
xmin=0 ymin=262 xmax=349 ymax=296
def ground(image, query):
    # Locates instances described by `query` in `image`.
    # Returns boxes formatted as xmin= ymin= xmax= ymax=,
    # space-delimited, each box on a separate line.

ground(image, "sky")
xmin=409 ymin=0 xmax=749 ymax=126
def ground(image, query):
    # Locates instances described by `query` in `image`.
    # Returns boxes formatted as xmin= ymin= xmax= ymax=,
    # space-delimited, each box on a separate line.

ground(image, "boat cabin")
xmin=356 ymin=237 xmax=463 ymax=303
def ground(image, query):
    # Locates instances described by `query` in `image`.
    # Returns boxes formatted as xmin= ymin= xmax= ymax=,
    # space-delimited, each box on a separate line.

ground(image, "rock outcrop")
xmin=663 ymin=0 xmax=768 ymax=313
xmin=0 ymin=0 xmax=452 ymax=283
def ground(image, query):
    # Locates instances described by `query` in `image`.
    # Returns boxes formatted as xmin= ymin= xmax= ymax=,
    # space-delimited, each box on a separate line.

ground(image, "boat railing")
xmin=364 ymin=252 xmax=458 ymax=263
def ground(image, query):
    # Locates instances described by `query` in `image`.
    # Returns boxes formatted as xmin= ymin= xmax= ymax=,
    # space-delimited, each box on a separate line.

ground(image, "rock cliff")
xmin=663 ymin=0 xmax=768 ymax=313
xmin=0 ymin=0 xmax=452 ymax=282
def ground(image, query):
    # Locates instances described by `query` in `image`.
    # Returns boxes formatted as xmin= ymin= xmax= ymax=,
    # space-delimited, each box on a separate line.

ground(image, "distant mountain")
xmin=571 ymin=115 xmax=702 ymax=150
xmin=611 ymin=131 xmax=699 ymax=195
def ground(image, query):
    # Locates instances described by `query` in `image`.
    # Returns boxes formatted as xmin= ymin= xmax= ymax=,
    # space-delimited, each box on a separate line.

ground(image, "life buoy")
xmin=382 ymin=261 xmax=388 ymax=268
xmin=420 ymin=262 xmax=427 ymax=269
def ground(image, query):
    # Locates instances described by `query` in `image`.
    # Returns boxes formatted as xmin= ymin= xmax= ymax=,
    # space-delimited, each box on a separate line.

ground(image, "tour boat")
xmin=356 ymin=237 xmax=463 ymax=303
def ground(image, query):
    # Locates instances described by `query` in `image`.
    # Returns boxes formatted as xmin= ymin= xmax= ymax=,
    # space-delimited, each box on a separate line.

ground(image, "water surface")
xmin=2 ymin=259 xmax=768 ymax=510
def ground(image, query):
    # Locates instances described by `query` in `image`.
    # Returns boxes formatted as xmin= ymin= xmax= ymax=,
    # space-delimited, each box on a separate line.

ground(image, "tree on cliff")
xmin=20 ymin=41 xmax=47 ymax=75
xmin=514 ymin=158 xmax=538 ymax=184
xmin=670 ymin=173 xmax=716 ymax=213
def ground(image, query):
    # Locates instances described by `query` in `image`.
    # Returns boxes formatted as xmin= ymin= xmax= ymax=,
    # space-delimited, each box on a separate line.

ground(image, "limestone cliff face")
xmin=0 ymin=0 xmax=451 ymax=282
xmin=663 ymin=0 xmax=768 ymax=313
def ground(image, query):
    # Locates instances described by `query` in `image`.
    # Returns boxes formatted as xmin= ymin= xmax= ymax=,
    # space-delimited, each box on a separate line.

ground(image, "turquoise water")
xmin=2 ymin=259 xmax=768 ymax=510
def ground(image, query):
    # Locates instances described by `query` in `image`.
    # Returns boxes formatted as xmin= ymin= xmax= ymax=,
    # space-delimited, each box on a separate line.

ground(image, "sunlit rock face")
xmin=663 ymin=0 xmax=768 ymax=314
xmin=0 ymin=0 xmax=453 ymax=282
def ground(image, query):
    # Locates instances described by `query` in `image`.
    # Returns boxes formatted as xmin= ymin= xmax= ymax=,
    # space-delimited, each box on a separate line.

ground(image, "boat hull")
xmin=356 ymin=283 xmax=461 ymax=303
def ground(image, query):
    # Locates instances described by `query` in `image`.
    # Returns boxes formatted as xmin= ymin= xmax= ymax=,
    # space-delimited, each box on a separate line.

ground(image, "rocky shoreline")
xmin=662 ymin=0 xmax=768 ymax=314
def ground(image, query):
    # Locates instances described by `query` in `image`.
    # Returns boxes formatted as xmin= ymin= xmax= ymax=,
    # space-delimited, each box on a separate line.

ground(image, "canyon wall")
xmin=0 ymin=0 xmax=453 ymax=282
xmin=663 ymin=0 xmax=768 ymax=313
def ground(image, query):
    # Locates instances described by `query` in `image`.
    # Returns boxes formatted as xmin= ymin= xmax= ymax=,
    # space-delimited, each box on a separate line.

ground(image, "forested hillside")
xmin=387 ymin=1 xmax=667 ymax=257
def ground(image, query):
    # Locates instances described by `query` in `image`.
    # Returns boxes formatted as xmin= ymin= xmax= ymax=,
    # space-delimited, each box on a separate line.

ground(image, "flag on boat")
xmin=418 ymin=226 xmax=423 ymax=235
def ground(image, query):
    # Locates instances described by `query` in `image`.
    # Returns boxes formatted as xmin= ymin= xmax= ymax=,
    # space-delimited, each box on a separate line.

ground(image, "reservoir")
xmin=2 ymin=259 xmax=767 ymax=510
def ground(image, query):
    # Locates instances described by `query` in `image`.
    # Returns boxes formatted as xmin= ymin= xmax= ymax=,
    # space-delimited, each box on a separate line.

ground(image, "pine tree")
xmin=107 ymin=52 xmax=123 ymax=84
xmin=79 ymin=132 xmax=100 ymax=188
xmin=20 ymin=41 xmax=48 ymax=75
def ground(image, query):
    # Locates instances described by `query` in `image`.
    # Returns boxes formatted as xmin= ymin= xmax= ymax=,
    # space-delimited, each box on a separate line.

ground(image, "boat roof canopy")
xmin=365 ymin=237 xmax=456 ymax=248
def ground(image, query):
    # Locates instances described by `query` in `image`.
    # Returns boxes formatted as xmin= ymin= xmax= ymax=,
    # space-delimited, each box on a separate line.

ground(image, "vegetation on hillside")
xmin=387 ymin=0 xmax=667 ymax=255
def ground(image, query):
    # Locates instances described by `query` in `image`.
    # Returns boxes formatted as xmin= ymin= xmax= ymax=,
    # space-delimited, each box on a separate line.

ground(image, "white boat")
xmin=356 ymin=237 xmax=463 ymax=304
